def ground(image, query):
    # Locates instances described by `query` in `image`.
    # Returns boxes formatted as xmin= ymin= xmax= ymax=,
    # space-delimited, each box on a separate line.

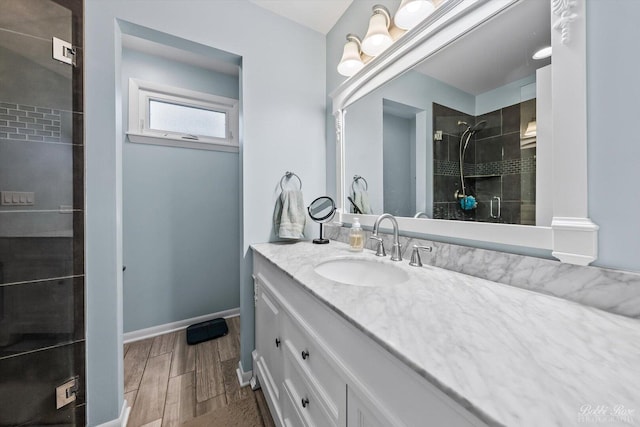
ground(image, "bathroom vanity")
xmin=251 ymin=241 xmax=640 ymax=427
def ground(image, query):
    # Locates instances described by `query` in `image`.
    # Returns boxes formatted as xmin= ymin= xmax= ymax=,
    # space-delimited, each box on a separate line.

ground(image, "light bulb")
xmin=395 ymin=0 xmax=436 ymax=30
xmin=337 ymin=34 xmax=364 ymax=77
xmin=532 ymin=46 xmax=552 ymax=60
xmin=361 ymin=7 xmax=392 ymax=56
xmin=523 ymin=120 xmax=537 ymax=137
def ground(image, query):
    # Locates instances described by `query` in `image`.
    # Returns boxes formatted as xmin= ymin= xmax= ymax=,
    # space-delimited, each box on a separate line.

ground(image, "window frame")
xmin=127 ymin=78 xmax=239 ymax=152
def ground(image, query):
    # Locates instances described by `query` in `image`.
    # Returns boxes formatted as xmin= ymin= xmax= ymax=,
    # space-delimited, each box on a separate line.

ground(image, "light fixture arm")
xmin=371 ymin=5 xmax=391 ymax=28
xmin=345 ymin=33 xmax=362 ymax=48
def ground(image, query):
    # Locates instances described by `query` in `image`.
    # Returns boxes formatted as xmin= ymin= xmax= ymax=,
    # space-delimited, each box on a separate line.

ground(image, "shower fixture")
xmin=454 ymin=120 xmax=487 ymax=210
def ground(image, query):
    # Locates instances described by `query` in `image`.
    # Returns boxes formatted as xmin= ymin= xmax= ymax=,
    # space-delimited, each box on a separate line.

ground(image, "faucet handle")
xmin=409 ymin=245 xmax=433 ymax=267
xmin=369 ymin=235 xmax=386 ymax=257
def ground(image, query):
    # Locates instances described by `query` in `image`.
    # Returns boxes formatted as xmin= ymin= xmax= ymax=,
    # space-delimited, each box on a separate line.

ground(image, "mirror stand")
xmin=307 ymin=196 xmax=337 ymax=245
xmin=313 ymin=223 xmax=330 ymax=245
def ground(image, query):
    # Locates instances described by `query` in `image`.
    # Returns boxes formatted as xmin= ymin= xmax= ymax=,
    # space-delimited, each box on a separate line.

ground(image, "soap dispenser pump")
xmin=349 ymin=218 xmax=364 ymax=252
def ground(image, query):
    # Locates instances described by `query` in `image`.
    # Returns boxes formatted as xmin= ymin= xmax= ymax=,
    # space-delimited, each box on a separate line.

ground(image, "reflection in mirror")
xmin=344 ymin=0 xmax=550 ymax=225
xmin=307 ymin=196 xmax=336 ymax=244
xmin=349 ymin=175 xmax=372 ymax=215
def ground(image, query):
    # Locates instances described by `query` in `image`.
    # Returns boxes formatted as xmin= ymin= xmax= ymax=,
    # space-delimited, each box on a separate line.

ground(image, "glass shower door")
xmin=0 ymin=0 xmax=85 ymax=425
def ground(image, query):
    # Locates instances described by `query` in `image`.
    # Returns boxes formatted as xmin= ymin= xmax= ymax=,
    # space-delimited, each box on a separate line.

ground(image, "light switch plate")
xmin=1 ymin=191 xmax=35 ymax=206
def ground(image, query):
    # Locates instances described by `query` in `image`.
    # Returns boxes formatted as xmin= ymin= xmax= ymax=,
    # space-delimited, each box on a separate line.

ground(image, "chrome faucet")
xmin=371 ymin=213 xmax=402 ymax=261
xmin=409 ymin=245 xmax=433 ymax=267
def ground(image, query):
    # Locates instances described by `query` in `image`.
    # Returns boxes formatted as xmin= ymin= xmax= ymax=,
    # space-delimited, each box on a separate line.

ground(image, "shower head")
xmin=470 ymin=120 xmax=487 ymax=134
xmin=457 ymin=120 xmax=469 ymax=127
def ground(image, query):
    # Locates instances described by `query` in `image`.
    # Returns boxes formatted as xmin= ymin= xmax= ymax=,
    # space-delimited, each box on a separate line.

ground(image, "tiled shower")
xmin=0 ymin=0 xmax=85 ymax=425
xmin=433 ymin=101 xmax=536 ymax=225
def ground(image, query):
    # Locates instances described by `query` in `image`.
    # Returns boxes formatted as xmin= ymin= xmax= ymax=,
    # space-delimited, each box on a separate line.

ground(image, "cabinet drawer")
xmin=283 ymin=339 xmax=338 ymax=427
xmin=282 ymin=379 xmax=306 ymax=427
xmin=254 ymin=276 xmax=284 ymax=414
xmin=282 ymin=307 xmax=344 ymax=416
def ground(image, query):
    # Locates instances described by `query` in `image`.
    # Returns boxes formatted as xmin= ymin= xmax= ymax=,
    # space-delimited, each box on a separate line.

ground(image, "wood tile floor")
xmin=123 ymin=316 xmax=275 ymax=427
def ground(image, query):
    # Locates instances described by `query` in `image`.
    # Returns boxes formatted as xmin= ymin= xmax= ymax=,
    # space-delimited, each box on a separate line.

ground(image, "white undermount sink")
xmin=314 ymin=257 xmax=409 ymax=287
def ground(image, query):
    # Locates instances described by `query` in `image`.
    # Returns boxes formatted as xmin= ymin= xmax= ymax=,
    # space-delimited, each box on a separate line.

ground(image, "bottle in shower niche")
xmin=349 ymin=217 xmax=364 ymax=251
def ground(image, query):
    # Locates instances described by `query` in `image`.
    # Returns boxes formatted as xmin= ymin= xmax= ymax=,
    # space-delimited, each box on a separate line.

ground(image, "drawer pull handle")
xmin=275 ymin=338 xmax=281 ymax=348
xmin=301 ymin=397 xmax=309 ymax=408
xmin=301 ymin=350 xmax=310 ymax=360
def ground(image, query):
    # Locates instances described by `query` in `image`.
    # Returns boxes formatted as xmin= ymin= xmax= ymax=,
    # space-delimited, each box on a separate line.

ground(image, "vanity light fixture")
xmin=394 ymin=0 xmax=436 ymax=30
xmin=337 ymin=0 xmax=446 ymax=77
xmin=532 ymin=46 xmax=552 ymax=60
xmin=337 ymin=34 xmax=365 ymax=77
xmin=523 ymin=119 xmax=537 ymax=137
xmin=361 ymin=5 xmax=393 ymax=57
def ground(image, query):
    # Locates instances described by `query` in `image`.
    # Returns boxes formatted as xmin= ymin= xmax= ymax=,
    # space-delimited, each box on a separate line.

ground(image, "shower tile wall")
xmin=0 ymin=1 xmax=85 ymax=426
xmin=433 ymin=104 xmax=475 ymax=220
xmin=433 ymin=102 xmax=536 ymax=224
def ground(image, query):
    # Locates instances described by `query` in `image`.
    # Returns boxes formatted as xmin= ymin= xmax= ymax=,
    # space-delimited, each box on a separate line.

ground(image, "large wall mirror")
xmin=332 ymin=0 xmax=598 ymax=265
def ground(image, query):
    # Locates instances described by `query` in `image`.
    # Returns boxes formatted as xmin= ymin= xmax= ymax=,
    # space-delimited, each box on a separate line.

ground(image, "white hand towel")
xmin=353 ymin=190 xmax=373 ymax=214
xmin=273 ymin=190 xmax=306 ymax=239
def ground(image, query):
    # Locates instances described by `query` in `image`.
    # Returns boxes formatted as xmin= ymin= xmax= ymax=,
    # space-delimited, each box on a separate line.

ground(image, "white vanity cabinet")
xmin=252 ymin=252 xmax=486 ymax=427
xmin=254 ymin=273 xmax=285 ymax=421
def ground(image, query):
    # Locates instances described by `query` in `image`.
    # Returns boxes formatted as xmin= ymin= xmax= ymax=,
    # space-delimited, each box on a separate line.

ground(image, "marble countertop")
xmin=251 ymin=241 xmax=640 ymax=427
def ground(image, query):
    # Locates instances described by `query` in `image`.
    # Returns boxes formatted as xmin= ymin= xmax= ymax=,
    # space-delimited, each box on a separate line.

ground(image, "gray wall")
xmin=121 ymin=48 xmax=240 ymax=333
xmin=326 ymin=0 xmax=401 ymax=199
xmin=383 ymin=113 xmax=414 ymax=217
xmin=0 ymin=46 xmax=72 ymax=111
xmin=85 ymin=1 xmax=326 ymax=424
xmin=587 ymin=0 xmax=640 ymax=272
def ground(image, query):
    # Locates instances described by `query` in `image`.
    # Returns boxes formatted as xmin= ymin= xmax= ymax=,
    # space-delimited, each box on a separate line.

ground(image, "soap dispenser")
xmin=349 ymin=218 xmax=364 ymax=252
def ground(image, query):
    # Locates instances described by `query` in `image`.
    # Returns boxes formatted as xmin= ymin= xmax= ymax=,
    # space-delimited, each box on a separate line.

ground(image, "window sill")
xmin=127 ymin=132 xmax=239 ymax=153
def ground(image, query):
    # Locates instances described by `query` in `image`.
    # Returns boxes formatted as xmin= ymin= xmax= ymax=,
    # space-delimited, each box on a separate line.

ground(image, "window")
xmin=128 ymin=78 xmax=238 ymax=152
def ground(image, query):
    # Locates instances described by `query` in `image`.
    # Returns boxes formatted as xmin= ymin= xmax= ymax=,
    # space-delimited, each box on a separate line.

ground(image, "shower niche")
xmin=433 ymin=100 xmax=536 ymax=225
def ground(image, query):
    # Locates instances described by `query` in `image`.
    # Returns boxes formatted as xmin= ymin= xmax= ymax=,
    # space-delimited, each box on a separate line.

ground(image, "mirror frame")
xmin=330 ymin=0 xmax=598 ymax=265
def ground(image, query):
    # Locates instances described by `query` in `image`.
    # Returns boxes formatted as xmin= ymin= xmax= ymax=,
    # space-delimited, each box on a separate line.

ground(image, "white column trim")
xmin=236 ymin=358 xmax=253 ymax=388
xmin=551 ymin=217 xmax=599 ymax=265
xmin=95 ymin=401 xmax=130 ymax=427
xmin=551 ymin=0 xmax=598 ymax=264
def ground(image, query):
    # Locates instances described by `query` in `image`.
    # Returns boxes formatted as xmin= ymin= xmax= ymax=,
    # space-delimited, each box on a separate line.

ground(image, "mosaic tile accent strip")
xmin=475 ymin=156 xmax=536 ymax=176
xmin=434 ymin=157 xmax=536 ymax=177
xmin=434 ymin=160 xmax=473 ymax=176
xmin=0 ymin=102 xmax=62 ymax=143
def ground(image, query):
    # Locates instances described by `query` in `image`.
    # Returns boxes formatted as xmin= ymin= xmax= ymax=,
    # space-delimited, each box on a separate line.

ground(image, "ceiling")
xmin=249 ymin=0 xmax=353 ymax=34
xmin=414 ymin=0 xmax=551 ymax=95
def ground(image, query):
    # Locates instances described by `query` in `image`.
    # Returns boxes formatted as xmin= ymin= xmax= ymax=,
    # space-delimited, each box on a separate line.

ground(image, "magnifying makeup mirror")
xmin=307 ymin=196 xmax=336 ymax=244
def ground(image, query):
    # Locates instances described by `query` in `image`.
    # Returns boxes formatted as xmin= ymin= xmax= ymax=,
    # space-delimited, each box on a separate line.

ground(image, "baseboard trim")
xmin=95 ymin=400 xmax=129 ymax=427
xmin=236 ymin=359 xmax=253 ymax=388
xmin=123 ymin=308 xmax=240 ymax=344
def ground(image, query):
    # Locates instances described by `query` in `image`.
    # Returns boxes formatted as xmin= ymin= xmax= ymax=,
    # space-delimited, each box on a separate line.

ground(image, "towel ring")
xmin=351 ymin=175 xmax=368 ymax=193
xmin=280 ymin=171 xmax=302 ymax=191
